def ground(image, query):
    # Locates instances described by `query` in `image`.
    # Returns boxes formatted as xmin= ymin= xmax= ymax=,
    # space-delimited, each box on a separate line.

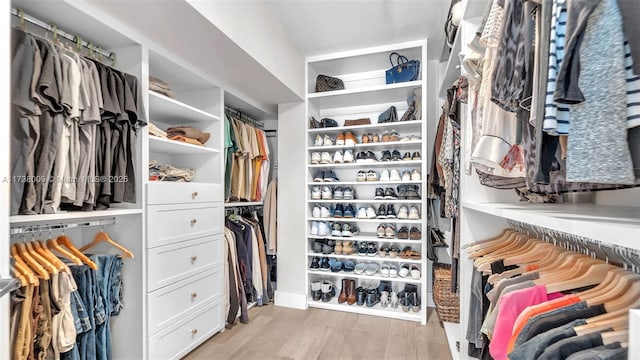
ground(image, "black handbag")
xmin=385 ymin=52 xmax=421 ymax=84
xmin=320 ymin=118 xmax=338 ymax=128
xmin=315 ymin=75 xmax=345 ymax=92
xmin=378 ymin=106 xmax=398 ymax=123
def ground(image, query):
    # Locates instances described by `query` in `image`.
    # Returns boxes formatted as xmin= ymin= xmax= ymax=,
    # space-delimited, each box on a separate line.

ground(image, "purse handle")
xmin=389 ymin=52 xmax=409 ymax=67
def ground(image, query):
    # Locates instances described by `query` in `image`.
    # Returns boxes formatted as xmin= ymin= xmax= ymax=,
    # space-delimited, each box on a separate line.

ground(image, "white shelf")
xmin=443 ymin=322 xmax=461 ymax=359
xmin=307 ymin=298 xmax=422 ymax=322
xmin=148 ymin=136 xmax=219 ymax=155
xmin=309 ymin=181 xmax=422 ymax=186
xmin=224 ymin=202 xmax=264 ymax=207
xmin=309 ymin=217 xmax=422 ymax=224
xmin=308 ymin=269 xmax=421 ymax=283
xmin=149 ymin=91 xmax=219 ymax=124
xmin=308 ymin=81 xmax=422 ymax=109
xmin=308 ymin=199 xmax=422 ymax=204
xmin=308 ymin=234 xmax=423 ymax=243
xmin=309 ymin=160 xmax=422 ymax=168
xmin=308 ymin=140 xmax=423 ymax=151
xmin=307 ymin=252 xmax=422 ymax=264
xmin=462 ymin=202 xmax=640 ymax=248
xmin=10 ymin=208 xmax=143 ymax=224
xmin=308 ymin=120 xmax=423 ymax=134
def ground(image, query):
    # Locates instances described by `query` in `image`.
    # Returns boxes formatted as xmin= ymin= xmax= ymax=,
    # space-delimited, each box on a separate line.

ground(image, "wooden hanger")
xmin=468 ymin=230 xmax=519 ymax=259
xmin=585 ymin=273 xmax=640 ymax=307
xmin=47 ymin=237 xmax=82 ymax=265
xmin=33 ymin=240 xmax=66 ymax=272
xmin=475 ymin=234 xmax=531 ymax=270
xmin=12 ymin=244 xmax=49 ymax=279
xmin=574 ymin=317 xmax=628 ymax=336
xmin=25 ymin=241 xmax=57 ymax=275
xmin=502 ymin=242 xmax=557 ymax=267
xmin=11 ymin=265 xmax=28 ymax=287
xmin=10 ymin=249 xmax=37 ymax=285
xmin=542 ymin=262 xmax=612 ymax=293
xmin=465 ymin=229 xmax=514 ymax=251
xmin=601 ymin=329 xmax=629 ymax=345
xmin=79 ymin=231 xmax=134 ymax=259
xmin=601 ymin=279 xmax=640 ymax=312
xmin=56 ymin=234 xmax=98 ymax=270
xmin=575 ymin=268 xmax=627 ymax=300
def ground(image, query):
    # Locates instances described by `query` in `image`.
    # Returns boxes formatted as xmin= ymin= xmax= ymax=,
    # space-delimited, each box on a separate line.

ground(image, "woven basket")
xmin=432 ymin=263 xmax=460 ymax=323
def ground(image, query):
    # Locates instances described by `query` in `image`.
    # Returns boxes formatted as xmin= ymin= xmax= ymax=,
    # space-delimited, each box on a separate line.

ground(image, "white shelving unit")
xmin=306 ymin=40 xmax=428 ymax=324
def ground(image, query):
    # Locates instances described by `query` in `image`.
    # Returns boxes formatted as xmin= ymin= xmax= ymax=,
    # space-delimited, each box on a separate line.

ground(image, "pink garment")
xmin=489 ymin=285 xmax=562 ymax=360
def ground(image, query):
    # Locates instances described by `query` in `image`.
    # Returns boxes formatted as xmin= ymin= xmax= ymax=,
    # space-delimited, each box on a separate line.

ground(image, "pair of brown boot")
xmin=338 ymin=278 xmax=357 ymax=305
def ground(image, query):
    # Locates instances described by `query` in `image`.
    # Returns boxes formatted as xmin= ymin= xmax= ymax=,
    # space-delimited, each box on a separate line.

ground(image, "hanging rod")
xmin=506 ymin=219 xmax=640 ymax=271
xmin=10 ymin=217 xmax=116 ymax=236
xmin=225 ymin=106 xmax=264 ymax=129
xmin=224 ymin=202 xmax=264 ymax=208
xmin=11 ymin=8 xmax=116 ymax=64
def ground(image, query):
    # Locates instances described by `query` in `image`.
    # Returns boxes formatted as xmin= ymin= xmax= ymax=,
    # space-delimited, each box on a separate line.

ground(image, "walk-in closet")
xmin=2 ymin=0 xmax=640 ymax=359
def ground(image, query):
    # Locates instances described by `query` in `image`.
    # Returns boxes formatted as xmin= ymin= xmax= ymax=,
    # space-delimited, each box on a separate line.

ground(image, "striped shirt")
xmin=625 ymin=41 xmax=640 ymax=128
xmin=543 ymin=0 xmax=570 ymax=135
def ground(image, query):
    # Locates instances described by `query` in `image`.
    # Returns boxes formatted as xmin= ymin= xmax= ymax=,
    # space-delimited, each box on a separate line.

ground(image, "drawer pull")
xmin=191 ymin=292 xmax=198 ymax=299
xmin=191 ymin=191 xmax=198 ymax=199
xmin=191 ymin=256 xmax=198 ymax=262
xmin=190 ymin=218 xmax=197 ymax=226
xmin=191 ymin=328 xmax=198 ymax=335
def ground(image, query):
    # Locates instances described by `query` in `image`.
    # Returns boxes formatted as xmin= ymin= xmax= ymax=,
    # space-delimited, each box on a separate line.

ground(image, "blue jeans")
xmin=69 ymin=265 xmax=106 ymax=360
xmin=91 ymin=254 xmax=123 ymax=360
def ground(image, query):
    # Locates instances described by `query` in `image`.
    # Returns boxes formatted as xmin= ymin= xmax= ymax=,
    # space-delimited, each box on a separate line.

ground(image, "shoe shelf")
xmin=308 ymin=199 xmax=422 ymax=204
xmin=307 ymin=140 xmax=423 ymax=151
xmin=309 ymin=160 xmax=422 ymax=168
xmin=307 ymin=81 xmax=422 ymax=109
xmin=308 ymin=234 xmax=422 ymax=243
xmin=307 ymin=252 xmax=422 ymax=264
xmin=307 ymin=297 xmax=422 ymax=322
xmin=307 ymin=120 xmax=423 ymax=134
xmin=309 ymin=181 xmax=422 ymax=186
xmin=307 ymin=269 xmax=422 ymax=284
xmin=309 ymin=217 xmax=422 ymax=224
xmin=149 ymin=91 xmax=219 ymax=124
xmin=149 ymin=136 xmax=220 ymax=155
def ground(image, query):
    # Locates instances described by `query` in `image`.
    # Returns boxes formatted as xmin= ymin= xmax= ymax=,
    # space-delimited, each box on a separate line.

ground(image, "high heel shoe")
xmin=380 ymin=291 xmax=389 ymax=308
xmin=390 ymin=291 xmax=399 ymax=309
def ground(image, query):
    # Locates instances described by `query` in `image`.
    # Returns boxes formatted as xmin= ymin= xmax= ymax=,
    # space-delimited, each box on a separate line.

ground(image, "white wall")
xmin=274 ymin=102 xmax=307 ymax=309
xmin=186 ymin=0 xmax=306 ymax=100
xmin=1 ymin=1 xmax=9 ymax=358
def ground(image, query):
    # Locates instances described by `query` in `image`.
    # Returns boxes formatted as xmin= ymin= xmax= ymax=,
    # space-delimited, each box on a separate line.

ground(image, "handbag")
xmin=320 ymin=118 xmax=338 ymax=128
xmin=344 ymin=118 xmax=371 ymax=126
xmin=429 ymin=199 xmax=448 ymax=248
xmin=309 ymin=116 xmax=321 ymax=129
xmin=400 ymin=94 xmax=417 ymax=122
xmin=315 ymin=75 xmax=345 ymax=92
xmin=378 ymin=106 xmax=398 ymax=123
xmin=385 ymin=52 xmax=421 ymax=84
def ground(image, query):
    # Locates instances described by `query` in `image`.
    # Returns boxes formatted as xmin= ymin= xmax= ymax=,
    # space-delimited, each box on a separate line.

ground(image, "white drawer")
xmin=147 ymin=203 xmax=223 ymax=248
xmin=147 ymin=182 xmax=222 ymax=205
xmin=148 ymin=301 xmax=223 ymax=360
xmin=147 ymin=236 xmax=223 ymax=291
xmin=147 ymin=268 xmax=222 ymax=336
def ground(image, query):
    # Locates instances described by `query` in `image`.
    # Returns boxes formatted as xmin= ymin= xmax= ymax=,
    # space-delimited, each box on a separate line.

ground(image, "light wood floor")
xmin=184 ymin=305 xmax=453 ymax=360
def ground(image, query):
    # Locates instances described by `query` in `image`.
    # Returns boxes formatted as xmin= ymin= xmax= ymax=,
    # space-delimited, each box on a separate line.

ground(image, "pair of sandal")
xmin=379 ymin=245 xmax=399 ymax=258
xmin=398 ymin=264 xmax=421 ymax=280
xmin=399 ymin=247 xmax=421 ymax=260
xmin=334 ymin=240 xmax=355 ymax=255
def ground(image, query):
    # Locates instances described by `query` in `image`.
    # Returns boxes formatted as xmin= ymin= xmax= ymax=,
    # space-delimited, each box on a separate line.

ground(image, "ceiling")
xmin=264 ymin=0 xmax=451 ymax=60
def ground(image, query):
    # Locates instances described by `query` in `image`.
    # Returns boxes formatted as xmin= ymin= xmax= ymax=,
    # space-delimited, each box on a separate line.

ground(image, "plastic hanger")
xmin=56 ymin=234 xmax=98 ymax=270
xmin=79 ymin=231 xmax=134 ymax=259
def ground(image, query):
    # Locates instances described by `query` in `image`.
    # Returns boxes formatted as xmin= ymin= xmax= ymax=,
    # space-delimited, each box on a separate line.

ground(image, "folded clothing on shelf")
xmin=149 ymin=76 xmax=175 ymax=98
xmin=148 ymin=122 xmax=168 ymax=138
xmin=149 ymin=160 xmax=195 ymax=182
xmin=168 ymin=135 xmax=203 ymax=146
xmin=166 ymin=126 xmax=211 ymax=145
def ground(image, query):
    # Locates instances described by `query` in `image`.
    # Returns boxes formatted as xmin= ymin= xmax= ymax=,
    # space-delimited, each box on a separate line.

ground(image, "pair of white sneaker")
xmin=396 ymin=206 xmax=420 ymax=220
xmin=356 ymin=206 xmax=377 ymax=219
xmin=311 ymin=152 xmax=334 ymax=164
xmin=310 ymin=221 xmax=331 ymax=236
xmin=311 ymin=186 xmax=333 ymax=200
xmin=312 ymin=206 xmax=331 ymax=218
xmin=380 ymin=169 xmax=402 ymax=182
xmin=334 ymin=150 xmax=354 ymax=163
xmin=314 ymin=134 xmax=334 ymax=146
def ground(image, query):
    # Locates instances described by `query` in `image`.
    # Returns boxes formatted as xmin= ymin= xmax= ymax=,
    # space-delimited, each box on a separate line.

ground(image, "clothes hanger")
xmin=79 ymin=230 xmax=134 ymax=259
xmin=473 ymin=233 xmax=530 ymax=268
xmin=489 ymin=246 xmax=563 ymax=284
xmin=47 ymin=235 xmax=82 ymax=265
xmin=575 ymin=268 xmax=628 ymax=300
xmin=11 ymin=265 xmax=28 ymax=287
xmin=12 ymin=243 xmax=49 ymax=279
xmin=573 ymin=317 xmax=628 ymax=337
xmin=468 ymin=230 xmax=519 ymax=259
xmin=541 ymin=262 xmax=611 ymax=293
xmin=25 ymin=241 xmax=57 ymax=275
xmin=464 ymin=229 xmax=515 ymax=250
xmin=13 ymin=261 xmax=37 ymax=286
xmin=601 ymin=329 xmax=629 ymax=345
xmin=502 ymin=241 xmax=557 ymax=267
xmin=56 ymin=233 xmax=98 ymax=270
xmin=585 ymin=273 xmax=640 ymax=307
xmin=33 ymin=239 xmax=67 ymax=272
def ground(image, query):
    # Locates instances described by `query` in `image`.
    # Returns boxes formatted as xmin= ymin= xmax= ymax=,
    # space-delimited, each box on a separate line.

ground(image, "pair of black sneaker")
xmin=381 ymin=150 xmax=402 ymax=161
xmin=313 ymin=169 xmax=340 ymax=182
xmin=374 ymin=187 xmax=398 ymax=200
xmin=401 ymin=151 xmax=421 ymax=161
xmin=376 ymin=204 xmax=397 ymax=219
xmin=355 ymin=151 xmax=378 ymax=163
xmin=397 ymin=184 xmax=420 ymax=200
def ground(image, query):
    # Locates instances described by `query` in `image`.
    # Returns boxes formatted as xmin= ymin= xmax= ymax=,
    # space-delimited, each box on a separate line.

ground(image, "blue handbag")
xmin=385 ymin=52 xmax=420 ymax=84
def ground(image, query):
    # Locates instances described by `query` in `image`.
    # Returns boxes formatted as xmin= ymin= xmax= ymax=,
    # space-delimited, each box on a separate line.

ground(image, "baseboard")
xmin=274 ymin=290 xmax=308 ymax=310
